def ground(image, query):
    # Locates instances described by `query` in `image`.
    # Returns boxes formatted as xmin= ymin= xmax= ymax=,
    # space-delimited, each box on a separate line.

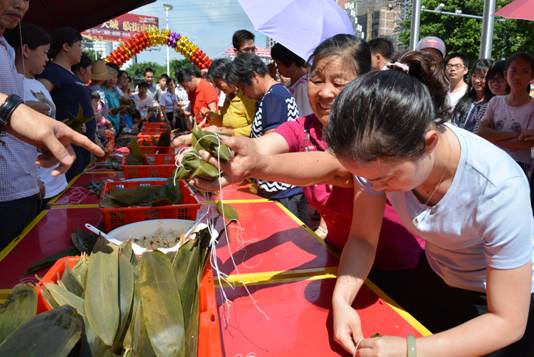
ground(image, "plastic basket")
xmin=99 ymin=179 xmax=200 ymax=231
xmin=123 ymin=164 xmax=176 ymax=179
xmin=139 ymin=146 xmax=173 ymax=155
xmin=141 ymin=128 xmax=168 ymax=135
xmin=122 ymin=153 xmax=176 ymax=179
xmin=36 ymin=256 xmax=223 ymax=357
xmin=142 ymin=122 xmax=170 ymax=130
xmin=137 ymin=133 xmax=161 ymax=146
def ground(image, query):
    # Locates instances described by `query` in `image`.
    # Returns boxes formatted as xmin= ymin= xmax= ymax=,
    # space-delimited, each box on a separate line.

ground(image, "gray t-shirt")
xmin=0 ymin=37 xmax=39 ymax=201
xmin=356 ymin=124 xmax=534 ymax=293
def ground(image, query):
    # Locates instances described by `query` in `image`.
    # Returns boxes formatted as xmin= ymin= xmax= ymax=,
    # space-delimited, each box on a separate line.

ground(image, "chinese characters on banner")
xmin=83 ymin=13 xmax=159 ymax=42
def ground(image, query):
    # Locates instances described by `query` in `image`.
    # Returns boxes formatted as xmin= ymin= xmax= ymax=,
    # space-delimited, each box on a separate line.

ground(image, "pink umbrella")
xmin=495 ymin=0 xmax=534 ymax=21
xmin=238 ymin=0 xmax=354 ymax=61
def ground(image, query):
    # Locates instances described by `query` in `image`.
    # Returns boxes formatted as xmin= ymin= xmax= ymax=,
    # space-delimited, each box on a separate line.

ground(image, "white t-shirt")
xmin=356 ymin=124 xmax=534 ymax=293
xmin=481 ymin=95 xmax=534 ymax=164
xmin=175 ymin=85 xmax=190 ymax=112
xmin=132 ymin=94 xmax=157 ymax=119
xmin=447 ymin=84 xmax=468 ymax=110
xmin=23 ymin=78 xmax=67 ymax=199
xmin=290 ymin=74 xmax=313 ymax=116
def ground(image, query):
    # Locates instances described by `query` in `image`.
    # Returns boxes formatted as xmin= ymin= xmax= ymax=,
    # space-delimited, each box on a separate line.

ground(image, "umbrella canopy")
xmin=24 ymin=0 xmax=156 ymax=32
xmin=495 ymin=0 xmax=534 ymax=21
xmin=238 ymin=0 xmax=353 ymax=62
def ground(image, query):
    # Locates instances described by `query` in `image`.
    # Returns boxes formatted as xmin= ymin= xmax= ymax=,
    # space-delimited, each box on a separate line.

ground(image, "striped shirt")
xmin=0 ymin=37 xmax=39 ymax=201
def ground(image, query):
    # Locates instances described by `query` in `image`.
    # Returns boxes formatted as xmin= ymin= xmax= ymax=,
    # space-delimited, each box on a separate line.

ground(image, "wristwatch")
xmin=0 ymin=94 xmax=24 ymax=131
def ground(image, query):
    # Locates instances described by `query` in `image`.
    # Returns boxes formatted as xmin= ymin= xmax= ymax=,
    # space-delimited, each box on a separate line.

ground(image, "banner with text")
xmin=83 ymin=13 xmax=159 ymax=42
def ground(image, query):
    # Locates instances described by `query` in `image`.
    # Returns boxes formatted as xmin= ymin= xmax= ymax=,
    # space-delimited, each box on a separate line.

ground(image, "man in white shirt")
xmin=446 ymin=53 xmax=469 ymax=110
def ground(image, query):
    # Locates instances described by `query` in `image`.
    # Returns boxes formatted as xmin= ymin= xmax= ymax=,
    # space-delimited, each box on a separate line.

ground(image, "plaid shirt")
xmin=0 ymin=37 xmax=39 ymax=201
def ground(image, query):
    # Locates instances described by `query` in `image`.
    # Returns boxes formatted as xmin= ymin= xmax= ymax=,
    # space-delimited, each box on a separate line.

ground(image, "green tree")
xmin=400 ymin=0 xmax=534 ymax=65
xmin=125 ymin=62 xmax=165 ymax=84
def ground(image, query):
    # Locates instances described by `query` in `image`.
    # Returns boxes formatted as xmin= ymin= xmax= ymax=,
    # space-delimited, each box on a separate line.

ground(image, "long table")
xmin=0 ymin=170 xmax=430 ymax=355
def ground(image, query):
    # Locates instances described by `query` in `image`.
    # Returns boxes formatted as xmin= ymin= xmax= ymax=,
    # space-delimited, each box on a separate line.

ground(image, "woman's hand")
xmin=172 ymin=133 xmax=193 ymax=147
xmin=518 ymin=129 xmax=534 ymax=142
xmin=186 ymin=135 xmax=260 ymax=192
xmin=332 ymin=299 xmax=363 ymax=355
xmin=357 ymin=336 xmax=407 ymax=357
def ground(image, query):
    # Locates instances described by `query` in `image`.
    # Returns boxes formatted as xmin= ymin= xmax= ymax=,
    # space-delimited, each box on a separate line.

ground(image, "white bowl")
xmin=108 ymin=219 xmax=216 ymax=255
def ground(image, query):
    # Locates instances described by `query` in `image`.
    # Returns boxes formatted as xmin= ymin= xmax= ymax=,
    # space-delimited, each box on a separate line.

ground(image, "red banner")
xmin=82 ymin=13 xmax=159 ymax=42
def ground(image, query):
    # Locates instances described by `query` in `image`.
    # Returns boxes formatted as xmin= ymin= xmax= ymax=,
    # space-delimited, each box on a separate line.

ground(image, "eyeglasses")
xmin=446 ymin=63 xmax=465 ymax=70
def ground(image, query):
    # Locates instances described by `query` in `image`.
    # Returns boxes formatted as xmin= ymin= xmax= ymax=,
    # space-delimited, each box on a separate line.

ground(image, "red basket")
xmin=137 ymin=133 xmax=161 ymax=146
xmin=36 ymin=256 xmax=223 ymax=357
xmin=141 ymin=128 xmax=168 ymax=135
xmin=99 ymin=179 xmax=200 ymax=231
xmin=122 ymin=153 xmax=176 ymax=179
xmin=139 ymin=146 xmax=173 ymax=155
xmin=143 ymin=122 xmax=170 ymax=130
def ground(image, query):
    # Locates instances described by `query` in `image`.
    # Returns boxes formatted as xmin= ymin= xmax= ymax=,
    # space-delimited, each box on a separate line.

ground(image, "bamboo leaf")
xmin=45 ymin=284 xmax=85 ymax=317
xmin=0 ymin=284 xmax=37 ymax=344
xmin=85 ymin=249 xmax=120 ymax=346
xmin=216 ymin=201 xmax=239 ymax=221
xmin=139 ymin=252 xmax=185 ymax=357
xmin=0 ymin=305 xmax=82 ymax=357
xmin=60 ymin=264 xmax=84 ymax=297
xmin=112 ymin=252 xmax=135 ymax=351
xmin=126 ymin=288 xmax=156 ymax=357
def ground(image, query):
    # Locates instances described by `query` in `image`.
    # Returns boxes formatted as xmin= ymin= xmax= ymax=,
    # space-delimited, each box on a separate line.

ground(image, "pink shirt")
xmin=276 ymin=114 xmax=424 ymax=270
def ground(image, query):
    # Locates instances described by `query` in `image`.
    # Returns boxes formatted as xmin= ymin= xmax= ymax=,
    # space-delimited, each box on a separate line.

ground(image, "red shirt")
xmin=275 ymin=114 xmax=424 ymax=270
xmin=189 ymin=79 xmax=218 ymax=123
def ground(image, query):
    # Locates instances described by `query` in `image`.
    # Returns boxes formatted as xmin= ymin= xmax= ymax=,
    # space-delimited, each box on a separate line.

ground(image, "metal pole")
xmin=163 ymin=4 xmax=173 ymax=75
xmin=480 ymin=0 xmax=496 ymax=59
xmin=409 ymin=0 xmax=422 ymax=50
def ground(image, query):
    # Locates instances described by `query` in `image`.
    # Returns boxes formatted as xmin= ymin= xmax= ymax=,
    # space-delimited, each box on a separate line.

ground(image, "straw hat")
xmin=91 ymin=60 xmax=113 ymax=81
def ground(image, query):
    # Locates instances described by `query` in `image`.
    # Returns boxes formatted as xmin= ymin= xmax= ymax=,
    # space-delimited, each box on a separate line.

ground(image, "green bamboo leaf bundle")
xmin=139 ymin=252 xmax=185 ymax=357
xmin=84 ymin=249 xmax=120 ymax=346
xmin=100 ymin=177 xmax=182 ymax=208
xmin=0 ymin=305 xmax=82 ymax=357
xmin=0 ymin=284 xmax=37 ymax=344
xmin=191 ymin=126 xmax=232 ymax=161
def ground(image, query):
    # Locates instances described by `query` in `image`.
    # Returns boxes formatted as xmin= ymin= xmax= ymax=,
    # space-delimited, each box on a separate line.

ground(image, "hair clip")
xmin=385 ymin=62 xmax=410 ymax=73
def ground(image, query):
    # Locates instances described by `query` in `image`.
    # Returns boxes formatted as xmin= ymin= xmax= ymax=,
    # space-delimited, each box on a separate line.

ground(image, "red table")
xmin=50 ymin=171 xmax=123 ymax=206
xmin=0 ymin=208 xmax=101 ymax=290
xmin=218 ymin=277 xmax=426 ymax=357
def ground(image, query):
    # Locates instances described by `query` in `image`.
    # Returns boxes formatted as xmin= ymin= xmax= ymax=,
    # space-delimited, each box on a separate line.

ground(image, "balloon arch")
xmin=105 ymin=28 xmax=212 ymax=70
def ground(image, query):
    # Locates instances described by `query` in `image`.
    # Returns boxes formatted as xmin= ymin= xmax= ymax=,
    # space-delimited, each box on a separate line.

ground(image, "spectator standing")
xmin=0 ymin=0 xmax=40 ymax=249
xmin=37 ymin=27 xmax=95 ymax=181
xmin=271 ymin=43 xmax=313 ymax=116
xmin=227 ymin=53 xmax=308 ymax=222
xmin=368 ymin=37 xmax=394 ymax=71
xmin=8 ymin=22 xmax=67 ymax=208
xmin=176 ymin=67 xmax=218 ymax=125
xmin=132 ymin=82 xmax=157 ymax=122
xmin=452 ymin=59 xmax=492 ymax=132
xmin=445 ymin=53 xmax=469 ymax=109
xmin=72 ymin=53 xmax=93 ymax=85
xmin=232 ymin=29 xmax=256 ymax=55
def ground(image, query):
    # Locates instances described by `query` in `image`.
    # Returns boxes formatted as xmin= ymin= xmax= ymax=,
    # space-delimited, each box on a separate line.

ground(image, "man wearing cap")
xmin=415 ymin=36 xmax=446 ymax=64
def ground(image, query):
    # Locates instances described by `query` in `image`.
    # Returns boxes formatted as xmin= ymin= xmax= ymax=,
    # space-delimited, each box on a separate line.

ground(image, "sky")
xmin=129 ymin=0 xmax=267 ymax=65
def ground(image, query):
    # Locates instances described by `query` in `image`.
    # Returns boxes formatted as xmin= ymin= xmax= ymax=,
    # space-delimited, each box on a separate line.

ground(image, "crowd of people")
xmin=1 ymin=0 xmax=534 ymax=355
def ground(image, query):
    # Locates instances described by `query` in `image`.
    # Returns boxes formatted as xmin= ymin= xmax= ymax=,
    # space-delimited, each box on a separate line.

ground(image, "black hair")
xmin=452 ymin=59 xmax=493 ymax=122
xmin=138 ymin=81 xmax=150 ymax=89
xmin=176 ymin=68 xmax=196 ymax=83
xmin=270 ymin=43 xmax=306 ymax=68
xmin=159 ymin=74 xmax=169 ymax=80
xmin=72 ymin=53 xmax=92 ymax=73
xmin=483 ymin=60 xmax=509 ymax=98
xmin=144 ymin=67 xmax=154 ymax=75
xmin=166 ymin=78 xmax=175 ymax=86
xmin=6 ymin=22 xmax=50 ymax=51
xmin=49 ymin=27 xmax=82 ymax=59
xmin=368 ymin=37 xmax=394 ymax=60
xmin=446 ymin=53 xmax=469 ymax=70
xmin=308 ymin=34 xmax=371 ymax=76
xmin=232 ymin=29 xmax=255 ymax=50
xmin=207 ymin=58 xmax=232 ymax=83
xmin=326 ymin=51 xmax=450 ymax=162
xmin=505 ymin=52 xmax=534 ymax=93
xmin=227 ymin=53 xmax=268 ymax=86
xmin=118 ymin=70 xmax=129 ymax=79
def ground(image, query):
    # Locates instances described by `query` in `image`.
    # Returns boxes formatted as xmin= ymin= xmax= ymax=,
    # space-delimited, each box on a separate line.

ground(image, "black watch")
xmin=0 ymin=94 xmax=24 ymax=131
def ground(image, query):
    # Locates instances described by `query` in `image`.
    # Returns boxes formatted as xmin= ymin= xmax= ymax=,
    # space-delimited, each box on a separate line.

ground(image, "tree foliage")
xmin=400 ymin=0 xmax=534 ymax=65
xmin=125 ymin=59 xmax=200 ymax=84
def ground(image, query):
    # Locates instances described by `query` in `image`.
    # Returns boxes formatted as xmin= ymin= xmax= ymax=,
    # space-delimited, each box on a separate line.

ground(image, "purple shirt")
xmin=276 ymin=114 xmax=424 ymax=270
